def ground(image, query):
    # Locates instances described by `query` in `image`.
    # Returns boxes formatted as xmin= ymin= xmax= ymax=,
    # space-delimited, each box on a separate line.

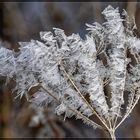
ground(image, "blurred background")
xmin=0 ymin=1 xmax=140 ymax=138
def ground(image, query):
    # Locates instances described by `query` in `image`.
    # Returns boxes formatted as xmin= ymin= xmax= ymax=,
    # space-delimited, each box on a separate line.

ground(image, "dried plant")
xmin=1 ymin=5 xmax=140 ymax=139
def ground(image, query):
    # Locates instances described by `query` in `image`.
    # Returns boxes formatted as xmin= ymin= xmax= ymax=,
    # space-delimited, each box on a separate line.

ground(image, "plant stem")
xmin=109 ymin=130 xmax=116 ymax=140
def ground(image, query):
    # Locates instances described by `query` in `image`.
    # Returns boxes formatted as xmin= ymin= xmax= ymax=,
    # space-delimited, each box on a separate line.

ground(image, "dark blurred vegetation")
xmin=0 ymin=2 xmax=140 ymax=138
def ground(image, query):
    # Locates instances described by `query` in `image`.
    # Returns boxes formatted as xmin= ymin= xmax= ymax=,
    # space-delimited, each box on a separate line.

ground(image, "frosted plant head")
xmin=1 ymin=5 xmax=140 ymax=139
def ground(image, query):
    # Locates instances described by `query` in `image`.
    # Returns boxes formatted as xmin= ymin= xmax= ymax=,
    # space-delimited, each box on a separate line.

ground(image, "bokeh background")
xmin=0 ymin=2 xmax=140 ymax=138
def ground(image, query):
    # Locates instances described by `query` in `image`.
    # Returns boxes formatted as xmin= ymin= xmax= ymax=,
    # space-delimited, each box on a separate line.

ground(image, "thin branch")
xmin=115 ymin=93 xmax=140 ymax=130
xmin=69 ymin=107 xmax=106 ymax=131
xmin=126 ymin=88 xmax=136 ymax=114
xmin=103 ymin=78 xmax=110 ymax=87
xmin=96 ymin=41 xmax=105 ymax=56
